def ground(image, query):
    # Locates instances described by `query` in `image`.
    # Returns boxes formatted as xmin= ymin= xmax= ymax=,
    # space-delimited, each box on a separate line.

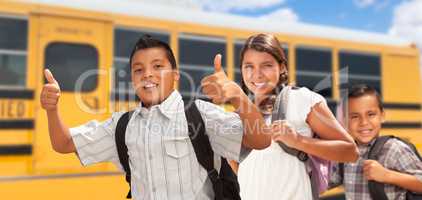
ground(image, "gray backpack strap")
xmin=271 ymin=87 xmax=285 ymax=121
xmin=272 ymin=86 xmax=309 ymax=161
xmin=271 ymin=86 xmax=288 ymax=124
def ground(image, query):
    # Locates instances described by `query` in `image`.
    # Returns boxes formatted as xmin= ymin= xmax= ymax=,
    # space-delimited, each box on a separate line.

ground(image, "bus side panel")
xmin=383 ymin=53 xmax=421 ymax=103
xmin=382 ymin=52 xmax=422 ymax=152
xmin=0 ymin=175 xmax=127 ymax=199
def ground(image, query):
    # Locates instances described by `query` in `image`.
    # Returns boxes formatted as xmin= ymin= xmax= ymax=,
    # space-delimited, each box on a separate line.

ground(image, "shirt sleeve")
xmin=294 ymin=87 xmax=327 ymax=122
xmin=383 ymin=139 xmax=422 ymax=182
xmin=195 ymin=100 xmax=247 ymax=162
xmin=70 ymin=112 xmax=124 ymax=167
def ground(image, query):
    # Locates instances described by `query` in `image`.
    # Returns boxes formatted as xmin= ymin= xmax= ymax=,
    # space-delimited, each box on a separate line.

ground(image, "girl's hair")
xmin=239 ymin=33 xmax=288 ymax=96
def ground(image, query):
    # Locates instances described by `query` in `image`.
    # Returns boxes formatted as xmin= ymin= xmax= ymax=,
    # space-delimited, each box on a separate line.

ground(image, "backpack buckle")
xmin=208 ymin=168 xmax=219 ymax=183
xmin=297 ymin=151 xmax=309 ymax=161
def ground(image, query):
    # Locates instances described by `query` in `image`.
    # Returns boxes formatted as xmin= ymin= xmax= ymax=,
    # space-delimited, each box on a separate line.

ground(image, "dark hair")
xmin=345 ymin=84 xmax=383 ymax=111
xmin=239 ymin=33 xmax=288 ymax=96
xmin=129 ymin=35 xmax=177 ymax=69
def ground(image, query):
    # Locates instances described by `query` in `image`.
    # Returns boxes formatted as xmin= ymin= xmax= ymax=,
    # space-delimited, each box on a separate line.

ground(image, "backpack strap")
xmin=367 ymin=135 xmax=395 ymax=200
xmin=368 ymin=136 xmax=422 ymax=200
xmin=115 ymin=111 xmax=134 ymax=199
xmin=339 ymin=163 xmax=344 ymax=183
xmin=272 ymin=86 xmax=308 ymax=161
xmin=368 ymin=136 xmax=393 ymax=160
xmin=184 ymin=101 xmax=224 ymax=199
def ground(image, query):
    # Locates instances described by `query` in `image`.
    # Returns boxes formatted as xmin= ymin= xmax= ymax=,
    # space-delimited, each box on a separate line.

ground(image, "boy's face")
xmin=131 ymin=47 xmax=179 ymax=108
xmin=347 ymin=94 xmax=385 ymax=145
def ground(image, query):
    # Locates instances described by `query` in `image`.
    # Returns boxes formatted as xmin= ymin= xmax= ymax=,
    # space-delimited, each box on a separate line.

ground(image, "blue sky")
xmin=148 ymin=0 xmax=421 ymax=66
xmin=239 ymin=0 xmax=395 ymax=33
xmin=191 ymin=0 xmax=422 ymax=62
xmin=214 ymin=0 xmax=398 ymax=33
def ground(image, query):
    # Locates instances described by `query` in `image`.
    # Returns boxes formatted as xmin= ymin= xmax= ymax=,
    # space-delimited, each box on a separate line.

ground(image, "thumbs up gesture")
xmin=40 ymin=69 xmax=61 ymax=111
xmin=201 ymin=54 xmax=242 ymax=104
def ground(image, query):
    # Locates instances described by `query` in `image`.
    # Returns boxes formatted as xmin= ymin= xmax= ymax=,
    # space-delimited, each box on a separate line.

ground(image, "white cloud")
xmin=259 ymin=8 xmax=299 ymax=22
xmin=129 ymin=0 xmax=203 ymax=9
xmin=134 ymin=0 xmax=294 ymax=16
xmin=354 ymin=0 xmax=376 ymax=8
xmin=374 ymin=0 xmax=390 ymax=11
xmin=132 ymin=0 xmax=299 ymax=23
xmin=193 ymin=0 xmax=287 ymax=12
xmin=354 ymin=0 xmax=391 ymax=11
xmin=389 ymin=0 xmax=422 ymax=72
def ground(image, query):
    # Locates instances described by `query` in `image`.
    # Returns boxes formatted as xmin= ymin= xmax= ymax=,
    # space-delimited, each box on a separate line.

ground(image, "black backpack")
xmin=114 ymin=101 xmax=241 ymax=200
xmin=367 ymin=135 xmax=422 ymax=200
xmin=340 ymin=135 xmax=422 ymax=200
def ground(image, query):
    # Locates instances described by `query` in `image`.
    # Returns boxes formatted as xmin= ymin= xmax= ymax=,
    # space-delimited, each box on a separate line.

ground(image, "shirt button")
xmin=149 ymin=154 xmax=153 ymax=160
xmin=152 ymin=187 xmax=156 ymax=192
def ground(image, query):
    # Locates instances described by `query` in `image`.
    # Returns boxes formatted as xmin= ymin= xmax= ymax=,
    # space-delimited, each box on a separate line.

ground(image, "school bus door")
xmin=33 ymin=14 xmax=113 ymax=173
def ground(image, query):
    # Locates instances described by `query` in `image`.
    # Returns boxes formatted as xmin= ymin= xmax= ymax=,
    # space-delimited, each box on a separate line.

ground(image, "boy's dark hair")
xmin=129 ymin=35 xmax=177 ymax=69
xmin=345 ymin=84 xmax=384 ymax=111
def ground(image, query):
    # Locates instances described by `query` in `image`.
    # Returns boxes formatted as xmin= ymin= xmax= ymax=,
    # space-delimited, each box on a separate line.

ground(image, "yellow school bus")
xmin=0 ymin=1 xmax=420 ymax=199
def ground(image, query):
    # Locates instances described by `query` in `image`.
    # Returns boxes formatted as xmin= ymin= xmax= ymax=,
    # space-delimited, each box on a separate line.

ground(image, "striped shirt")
xmin=330 ymin=138 xmax=422 ymax=200
xmin=70 ymin=90 xmax=245 ymax=200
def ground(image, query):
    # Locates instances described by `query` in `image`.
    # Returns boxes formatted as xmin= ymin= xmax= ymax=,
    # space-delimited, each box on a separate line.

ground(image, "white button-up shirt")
xmin=70 ymin=90 xmax=245 ymax=200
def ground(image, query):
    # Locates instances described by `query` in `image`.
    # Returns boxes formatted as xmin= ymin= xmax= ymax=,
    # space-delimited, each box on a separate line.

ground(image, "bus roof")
xmin=29 ymin=0 xmax=412 ymax=47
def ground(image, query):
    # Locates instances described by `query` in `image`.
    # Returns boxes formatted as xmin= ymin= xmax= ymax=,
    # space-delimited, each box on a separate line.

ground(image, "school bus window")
xmin=114 ymin=28 xmax=169 ymax=58
xmin=295 ymin=47 xmax=332 ymax=98
xmin=339 ymin=51 xmax=381 ymax=95
xmin=0 ymin=17 xmax=27 ymax=50
xmin=233 ymin=42 xmax=243 ymax=84
xmin=178 ymin=34 xmax=226 ymax=98
xmin=0 ymin=17 xmax=27 ymax=88
xmin=233 ymin=41 xmax=288 ymax=85
xmin=113 ymin=59 xmax=131 ymax=92
xmin=282 ymin=44 xmax=288 ymax=67
xmin=0 ymin=54 xmax=26 ymax=87
xmin=113 ymin=28 xmax=169 ymax=100
xmin=44 ymin=43 xmax=98 ymax=92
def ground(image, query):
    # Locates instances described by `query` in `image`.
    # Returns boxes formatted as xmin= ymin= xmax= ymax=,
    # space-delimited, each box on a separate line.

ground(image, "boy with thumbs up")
xmin=40 ymin=35 xmax=271 ymax=200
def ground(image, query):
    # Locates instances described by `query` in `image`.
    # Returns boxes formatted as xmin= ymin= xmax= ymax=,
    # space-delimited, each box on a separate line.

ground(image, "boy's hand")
xmin=201 ymin=54 xmax=242 ymax=104
xmin=271 ymin=120 xmax=299 ymax=148
xmin=363 ymin=160 xmax=390 ymax=183
xmin=40 ymin=69 xmax=61 ymax=111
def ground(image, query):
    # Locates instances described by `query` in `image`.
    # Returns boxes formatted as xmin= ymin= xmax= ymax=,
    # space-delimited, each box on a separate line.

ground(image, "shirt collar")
xmin=357 ymin=137 xmax=377 ymax=147
xmin=357 ymin=137 xmax=378 ymax=155
xmin=135 ymin=90 xmax=183 ymax=119
xmin=159 ymin=90 xmax=183 ymax=119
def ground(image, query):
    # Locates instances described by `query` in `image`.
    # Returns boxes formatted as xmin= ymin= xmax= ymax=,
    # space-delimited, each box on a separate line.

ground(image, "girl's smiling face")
xmin=241 ymin=49 xmax=285 ymax=96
